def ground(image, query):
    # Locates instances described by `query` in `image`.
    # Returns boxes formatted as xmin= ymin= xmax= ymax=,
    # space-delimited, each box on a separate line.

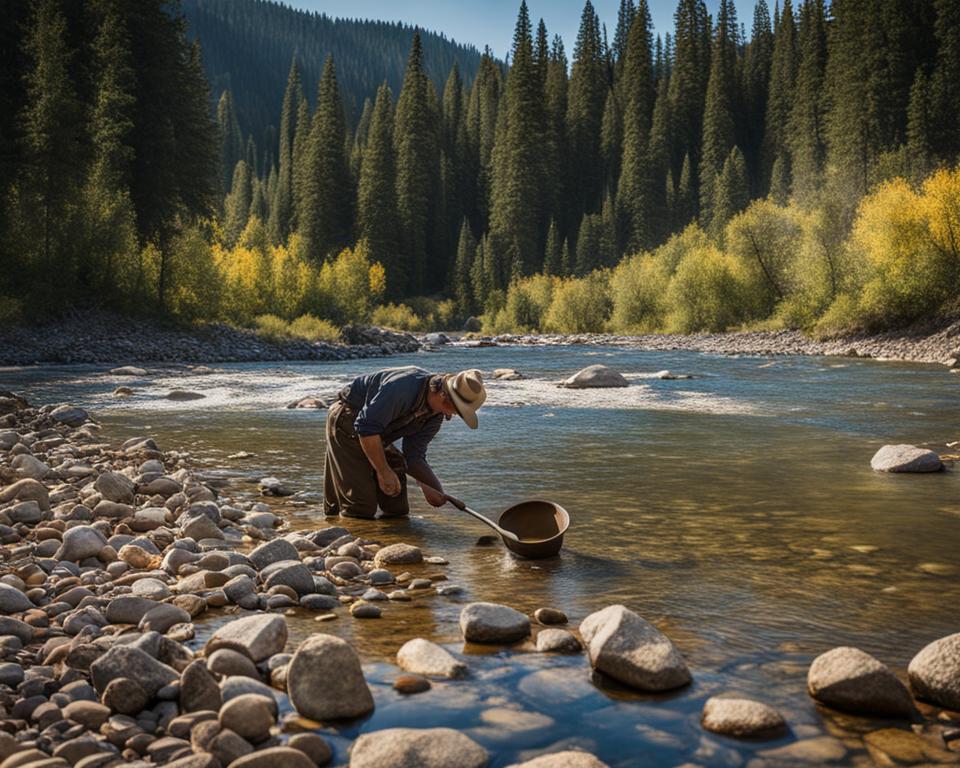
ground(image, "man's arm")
xmin=359 ymin=435 xmax=401 ymax=496
xmin=403 ymin=416 xmax=446 ymax=506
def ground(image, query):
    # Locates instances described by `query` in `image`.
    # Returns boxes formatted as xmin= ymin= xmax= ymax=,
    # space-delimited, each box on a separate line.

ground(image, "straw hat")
xmin=444 ymin=369 xmax=487 ymax=429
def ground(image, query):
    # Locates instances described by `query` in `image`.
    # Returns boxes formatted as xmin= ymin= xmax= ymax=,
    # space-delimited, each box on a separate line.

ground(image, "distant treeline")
xmin=181 ymin=0 xmax=485 ymax=167
xmin=2 ymin=0 xmax=959 ymax=335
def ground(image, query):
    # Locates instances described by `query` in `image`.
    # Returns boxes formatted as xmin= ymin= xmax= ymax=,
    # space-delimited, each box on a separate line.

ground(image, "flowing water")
xmin=3 ymin=345 xmax=959 ymax=766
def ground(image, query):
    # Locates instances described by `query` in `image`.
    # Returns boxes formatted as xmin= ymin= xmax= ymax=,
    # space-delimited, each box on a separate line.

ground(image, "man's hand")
xmin=421 ymin=484 xmax=446 ymax=507
xmin=377 ymin=467 xmax=401 ymax=497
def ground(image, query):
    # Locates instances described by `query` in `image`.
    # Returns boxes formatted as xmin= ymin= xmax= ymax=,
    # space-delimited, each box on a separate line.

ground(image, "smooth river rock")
xmin=94 ymin=471 xmax=135 ymax=504
xmin=908 ymin=632 xmax=960 ymax=710
xmin=870 ymin=444 xmax=943 ymax=472
xmin=701 ymin=696 xmax=787 ymax=738
xmin=460 ymin=602 xmax=531 ymax=644
xmin=89 ymin=645 xmax=178 ymax=697
xmin=349 ymin=727 xmax=488 ymax=768
xmin=397 ymin=638 xmax=467 ymax=679
xmin=807 ymin=646 xmax=915 ymax=718
xmin=561 ymin=365 xmax=629 ymax=389
xmin=0 ymin=583 xmax=33 ymax=613
xmin=55 ymin=525 xmax=108 ymax=562
xmin=373 ymin=543 xmax=423 ymax=567
xmin=287 ymin=634 xmax=374 ymax=720
xmin=579 ymin=605 xmax=691 ymax=691
xmin=535 ymin=629 xmax=582 ymax=654
xmin=205 ymin=614 xmax=288 ymax=662
xmin=507 ymin=752 xmax=609 ymax=768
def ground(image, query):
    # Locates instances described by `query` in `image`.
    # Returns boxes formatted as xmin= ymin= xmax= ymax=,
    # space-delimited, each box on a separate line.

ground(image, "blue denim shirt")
xmin=340 ymin=367 xmax=443 ymax=463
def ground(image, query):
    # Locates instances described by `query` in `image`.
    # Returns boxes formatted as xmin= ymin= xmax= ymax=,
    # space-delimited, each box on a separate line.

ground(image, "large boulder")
xmin=373 ymin=543 xmax=422 ymax=567
xmin=908 ymin=633 xmax=960 ymax=710
xmin=227 ymin=747 xmax=315 ymax=768
xmin=50 ymin=404 xmax=89 ymax=427
xmin=560 ymin=365 xmax=628 ymax=389
xmin=0 ymin=583 xmax=33 ymax=613
xmin=397 ymin=639 xmax=467 ymax=679
xmin=870 ymin=445 xmax=943 ymax=473
xmin=287 ymin=634 xmax=374 ymax=720
xmin=349 ymin=728 xmax=488 ymax=768
xmin=95 ymin=472 xmax=135 ymax=504
xmin=807 ymin=646 xmax=914 ymax=718
xmin=204 ymin=614 xmax=287 ymax=662
xmin=460 ymin=603 xmax=530 ymax=644
xmin=89 ymin=645 xmax=178 ymax=698
xmin=248 ymin=539 xmax=299 ymax=571
xmin=507 ymin=753 xmax=609 ymax=768
xmin=579 ymin=605 xmax=690 ymax=692
xmin=701 ymin=697 xmax=787 ymax=738
xmin=55 ymin=525 xmax=108 ymax=562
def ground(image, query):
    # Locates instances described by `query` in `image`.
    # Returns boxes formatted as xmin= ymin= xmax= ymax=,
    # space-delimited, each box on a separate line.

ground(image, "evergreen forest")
xmin=2 ymin=0 xmax=959 ymax=339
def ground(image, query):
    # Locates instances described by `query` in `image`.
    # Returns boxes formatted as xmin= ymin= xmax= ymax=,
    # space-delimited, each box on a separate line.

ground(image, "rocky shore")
xmin=0 ymin=393 xmax=959 ymax=767
xmin=4 ymin=310 xmax=960 ymax=368
xmin=481 ymin=317 xmax=960 ymax=366
xmin=0 ymin=313 xmax=420 ymax=366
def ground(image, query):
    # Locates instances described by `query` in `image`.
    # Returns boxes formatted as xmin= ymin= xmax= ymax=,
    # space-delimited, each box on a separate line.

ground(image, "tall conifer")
xmin=787 ymin=0 xmax=827 ymax=205
xmin=268 ymin=55 xmax=303 ymax=244
xmin=763 ymin=0 xmax=796 ymax=194
xmin=217 ymin=90 xmax=243 ymax=194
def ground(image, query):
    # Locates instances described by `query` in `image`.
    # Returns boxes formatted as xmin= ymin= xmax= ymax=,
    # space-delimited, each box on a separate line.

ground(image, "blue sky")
xmin=290 ymin=1 xmax=756 ymax=60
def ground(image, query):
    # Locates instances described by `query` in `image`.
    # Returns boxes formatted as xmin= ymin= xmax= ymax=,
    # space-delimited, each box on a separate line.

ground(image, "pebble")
xmin=393 ymin=674 xmax=431 ymax=694
xmin=350 ymin=602 xmax=382 ymax=618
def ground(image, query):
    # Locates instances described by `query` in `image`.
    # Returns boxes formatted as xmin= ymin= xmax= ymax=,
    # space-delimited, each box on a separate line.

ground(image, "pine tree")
xmin=600 ymin=189 xmax=618 ymax=264
xmin=742 ymin=0 xmax=772 ymax=194
xmin=763 ymin=0 xmax=796 ymax=194
xmin=648 ymin=40 xmax=672 ymax=242
xmin=489 ymin=1 xmax=545 ymax=275
xmin=291 ymin=95 xmax=310 ymax=227
xmin=574 ymin=213 xmax=603 ymax=275
xmin=349 ymin=96 xmax=373 ymax=190
xmin=906 ymin=69 xmax=934 ymax=181
xmin=545 ymin=35 xmax=569 ymax=233
xmin=217 ymin=90 xmax=243 ymax=194
xmin=471 ymin=235 xmax=490 ymax=308
xmin=543 ymin=219 xmax=562 ymax=275
xmin=566 ymin=1 xmax=608 ymax=218
xmin=668 ymin=0 xmax=711 ymax=206
xmin=931 ymin=0 xmax=960 ymax=157
xmin=19 ymin=0 xmax=84 ymax=275
xmin=613 ymin=0 xmax=637 ymax=66
xmin=600 ymin=89 xmax=622 ymax=194
xmin=357 ymin=83 xmax=401 ymax=293
xmin=440 ymin=63 xmax=467 ymax=262
xmin=465 ymin=50 xmax=502 ymax=232
xmin=298 ymin=55 xmax=350 ymax=262
xmin=699 ymin=0 xmax=739 ymax=229
xmin=394 ymin=33 xmax=440 ymax=294
xmin=787 ymin=0 xmax=827 ymax=205
xmin=83 ymin=0 xmax=138 ymax=288
xmin=617 ymin=0 xmax=656 ymax=253
xmin=245 ymin=135 xmax=258 ymax=178
xmin=268 ymin=55 xmax=303 ymax=244
xmin=559 ymin=237 xmax=572 ymax=276
xmin=453 ymin=218 xmax=477 ymax=315
xmin=710 ymin=146 xmax=748 ymax=236
xmin=223 ymin=159 xmax=252 ymax=245
xmin=675 ymin=152 xmax=696 ymax=227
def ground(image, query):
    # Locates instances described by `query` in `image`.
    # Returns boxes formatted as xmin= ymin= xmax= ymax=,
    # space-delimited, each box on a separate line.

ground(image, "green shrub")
xmin=813 ymin=293 xmax=864 ymax=338
xmin=609 ymin=253 xmax=670 ymax=332
xmin=542 ymin=272 xmax=612 ymax=333
xmin=371 ymin=303 xmax=423 ymax=331
xmin=253 ymin=314 xmax=290 ymax=342
xmin=665 ymin=245 xmax=747 ymax=332
xmin=288 ymin=314 xmax=340 ymax=342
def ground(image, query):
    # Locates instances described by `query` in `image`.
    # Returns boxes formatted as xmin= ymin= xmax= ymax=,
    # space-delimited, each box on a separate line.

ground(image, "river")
xmin=3 ymin=344 xmax=958 ymax=766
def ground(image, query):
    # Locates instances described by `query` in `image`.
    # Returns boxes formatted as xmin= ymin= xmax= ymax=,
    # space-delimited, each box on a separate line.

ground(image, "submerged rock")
xmin=397 ymin=638 xmax=467 ymax=679
xmin=807 ymin=646 xmax=914 ymax=718
xmin=460 ymin=602 xmax=530 ymax=644
xmin=535 ymin=629 xmax=582 ymax=654
xmin=908 ymin=633 xmax=960 ymax=710
xmin=560 ymin=365 xmax=628 ymax=389
xmin=507 ymin=752 xmax=609 ymax=768
xmin=287 ymin=634 xmax=374 ymax=720
xmin=579 ymin=605 xmax=690 ymax=692
xmin=870 ymin=445 xmax=942 ymax=472
xmin=205 ymin=614 xmax=288 ymax=662
xmin=349 ymin=727 xmax=488 ymax=768
xmin=166 ymin=390 xmax=205 ymax=401
xmin=701 ymin=696 xmax=787 ymax=738
xmin=373 ymin=542 xmax=423 ymax=567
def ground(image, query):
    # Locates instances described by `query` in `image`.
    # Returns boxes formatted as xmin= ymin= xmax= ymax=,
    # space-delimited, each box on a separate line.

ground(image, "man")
xmin=323 ymin=366 xmax=486 ymax=519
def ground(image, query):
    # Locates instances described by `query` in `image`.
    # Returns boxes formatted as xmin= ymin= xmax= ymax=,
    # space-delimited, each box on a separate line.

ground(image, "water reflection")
xmin=2 ymin=346 xmax=959 ymax=766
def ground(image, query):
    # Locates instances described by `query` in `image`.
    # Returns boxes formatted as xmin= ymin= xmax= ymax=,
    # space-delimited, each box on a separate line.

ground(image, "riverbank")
xmin=0 ymin=312 xmax=420 ymax=366
xmin=475 ymin=317 xmax=960 ymax=366
xmin=1 ymin=393 xmax=959 ymax=766
xmin=4 ymin=310 xmax=958 ymax=368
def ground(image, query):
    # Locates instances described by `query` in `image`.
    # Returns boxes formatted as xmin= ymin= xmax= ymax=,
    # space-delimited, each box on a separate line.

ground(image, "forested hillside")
xmin=2 ymin=0 xmax=959 ymax=340
xmin=181 ymin=0 xmax=485 ymax=165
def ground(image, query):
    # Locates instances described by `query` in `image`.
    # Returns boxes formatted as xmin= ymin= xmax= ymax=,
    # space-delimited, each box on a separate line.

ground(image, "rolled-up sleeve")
xmin=354 ymin=380 xmax=412 ymax=437
xmin=402 ymin=414 xmax=442 ymax=464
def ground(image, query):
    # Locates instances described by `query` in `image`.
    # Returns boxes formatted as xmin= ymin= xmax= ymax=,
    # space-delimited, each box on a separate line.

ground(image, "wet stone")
xmin=536 ymin=629 xmax=582 ymax=654
xmin=701 ymin=696 xmax=787 ymax=738
xmin=350 ymin=602 xmax=382 ymax=619
xmin=393 ymin=674 xmax=431 ymax=694
xmin=534 ymin=607 xmax=568 ymax=625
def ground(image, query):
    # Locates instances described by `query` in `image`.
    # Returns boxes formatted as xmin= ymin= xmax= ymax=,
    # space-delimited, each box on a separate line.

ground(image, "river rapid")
xmin=2 ymin=344 xmax=958 ymax=767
